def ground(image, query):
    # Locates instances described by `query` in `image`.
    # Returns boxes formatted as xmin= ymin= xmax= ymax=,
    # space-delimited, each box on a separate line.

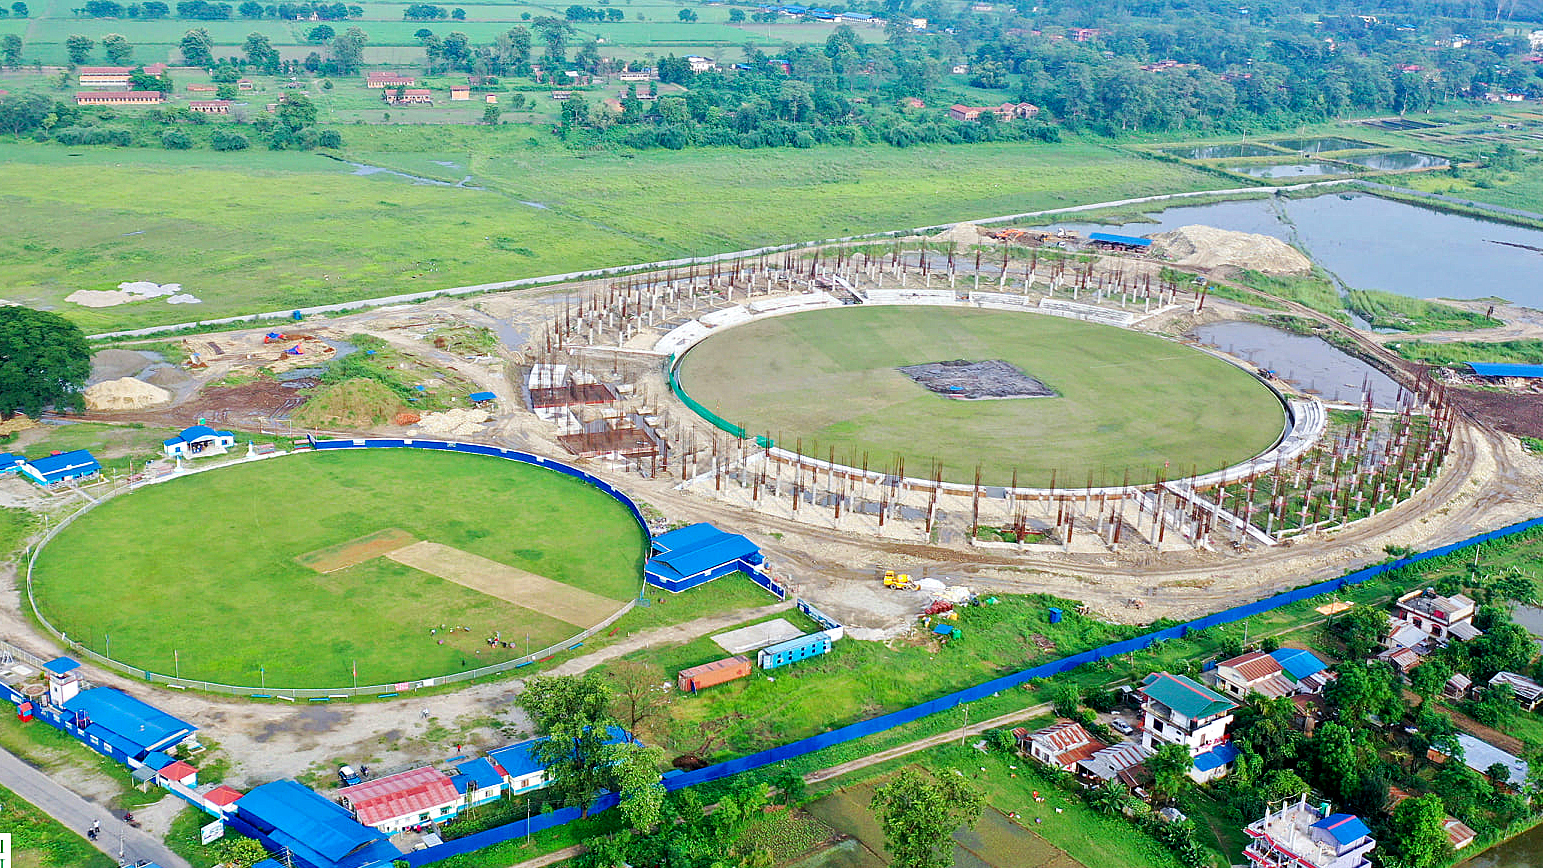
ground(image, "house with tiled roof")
xmin=1014 ymin=721 xmax=1107 ymax=771
xmin=337 ymin=766 xmax=462 ymax=833
xmin=1214 ymin=651 xmax=1296 ymax=700
xmin=1138 ymin=672 xmax=1239 ymax=782
xmin=1395 ymin=588 xmax=1478 ymax=644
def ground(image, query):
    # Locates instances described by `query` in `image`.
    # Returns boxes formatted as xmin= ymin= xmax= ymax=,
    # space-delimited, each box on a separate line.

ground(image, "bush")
xmin=316 ymin=129 xmax=343 ymax=148
xmin=51 ymin=125 xmax=131 ymax=146
xmin=210 ymin=130 xmax=248 ymax=151
xmin=161 ymin=129 xmax=193 ymax=149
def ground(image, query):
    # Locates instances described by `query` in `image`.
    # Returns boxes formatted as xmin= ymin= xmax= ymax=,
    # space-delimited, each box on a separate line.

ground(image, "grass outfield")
xmin=30 ymin=449 xmax=646 ymax=689
xmin=0 ymin=139 xmax=1221 ymax=332
xmin=675 ymin=306 xmax=1286 ymax=486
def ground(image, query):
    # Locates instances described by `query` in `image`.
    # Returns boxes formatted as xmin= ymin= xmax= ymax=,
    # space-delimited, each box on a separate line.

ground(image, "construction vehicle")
xmin=882 ymin=570 xmax=916 ymax=590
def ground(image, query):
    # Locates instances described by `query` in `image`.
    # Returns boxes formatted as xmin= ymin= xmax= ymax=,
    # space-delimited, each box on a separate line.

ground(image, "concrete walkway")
xmin=546 ymin=601 xmax=795 ymax=677
xmin=0 ymin=747 xmax=192 ymax=868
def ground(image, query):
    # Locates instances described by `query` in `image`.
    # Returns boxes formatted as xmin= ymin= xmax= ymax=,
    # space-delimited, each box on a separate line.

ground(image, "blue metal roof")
xmin=1191 ymin=742 xmax=1240 ymax=772
xmin=1270 ymin=648 xmax=1328 ymax=681
xmin=24 ymin=450 xmax=101 ymax=482
xmin=1468 ymin=362 xmax=1543 ymax=378
xmin=238 ymin=780 xmax=389 ymax=867
xmin=42 ymin=657 xmax=80 ymax=676
xmin=61 ymin=687 xmax=196 ymax=757
xmin=1088 ymin=232 xmax=1152 ymax=247
xmin=1312 ymin=813 xmax=1371 ymax=846
xmin=0 ymin=453 xmax=21 ymax=470
xmin=163 ymin=425 xmax=234 ymax=447
xmin=143 ymin=750 xmax=175 ymax=771
xmin=469 ymin=391 xmax=497 ymax=402
xmin=650 ymin=522 xmax=724 ymax=555
xmin=455 ymin=757 xmax=503 ymax=790
xmin=487 ymin=737 xmax=546 ymax=779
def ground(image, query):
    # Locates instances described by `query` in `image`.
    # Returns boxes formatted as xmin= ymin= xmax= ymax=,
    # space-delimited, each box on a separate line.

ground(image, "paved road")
xmin=0 ymin=747 xmax=191 ymax=868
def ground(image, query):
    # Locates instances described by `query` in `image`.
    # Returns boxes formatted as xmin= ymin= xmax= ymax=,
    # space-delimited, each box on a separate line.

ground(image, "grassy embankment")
xmin=1390 ymin=338 xmax=1543 ymax=366
xmin=0 ymin=138 xmax=1223 ymax=332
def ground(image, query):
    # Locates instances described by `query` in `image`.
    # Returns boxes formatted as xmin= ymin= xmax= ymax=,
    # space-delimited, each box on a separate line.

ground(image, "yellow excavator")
xmin=882 ymin=570 xmax=916 ymax=590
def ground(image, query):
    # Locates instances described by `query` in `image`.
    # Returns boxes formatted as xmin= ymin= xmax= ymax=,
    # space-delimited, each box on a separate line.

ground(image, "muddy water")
xmin=1269 ymin=136 xmax=1375 ymax=152
xmin=1167 ymin=143 xmax=1282 ymax=159
xmin=1192 ymin=321 xmax=1404 ymax=408
xmin=1339 ymin=152 xmax=1449 ymax=171
xmin=1462 ymin=824 xmax=1543 ymax=867
xmin=1234 ymin=163 xmax=1345 ymax=178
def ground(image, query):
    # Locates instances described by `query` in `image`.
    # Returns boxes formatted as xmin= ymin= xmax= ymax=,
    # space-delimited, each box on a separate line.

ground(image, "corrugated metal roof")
xmin=647 ymin=528 xmax=760 ymax=581
xmin=1088 ymin=231 xmax=1152 ymax=247
xmin=1270 ymin=648 xmax=1329 ymax=681
xmin=43 ymin=657 xmax=80 ymax=676
xmin=1312 ymin=813 xmax=1372 ymax=846
xmin=1218 ymin=651 xmax=1283 ymax=682
xmin=24 ymin=450 xmax=100 ymax=481
xmin=649 ymin=522 xmax=725 ymax=555
xmin=341 ymin=767 xmax=460 ymax=827
xmin=1140 ymin=672 xmax=1237 ymax=720
xmin=487 ymin=738 xmax=546 ymax=779
xmin=1469 ymin=362 xmax=1543 ymax=378
xmin=238 ymin=780 xmax=387 ymax=865
xmin=454 ymin=758 xmax=503 ymax=790
xmin=63 ymin=688 xmax=196 ymax=756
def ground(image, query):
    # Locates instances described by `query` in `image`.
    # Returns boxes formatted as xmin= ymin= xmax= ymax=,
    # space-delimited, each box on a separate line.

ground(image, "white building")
xmin=1138 ymin=671 xmax=1239 ymax=782
xmin=1244 ymin=796 xmax=1375 ymax=868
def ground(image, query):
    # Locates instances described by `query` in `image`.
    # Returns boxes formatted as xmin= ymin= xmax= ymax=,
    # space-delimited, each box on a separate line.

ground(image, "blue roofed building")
xmin=232 ymin=780 xmax=399 ymax=868
xmin=163 ymin=425 xmax=236 ymax=458
xmin=58 ymin=687 xmax=197 ymax=762
xmin=20 ymin=450 xmax=101 ymax=486
xmin=0 ymin=454 xmax=23 ymax=474
xmin=645 ymin=523 xmax=766 ymax=592
xmin=487 ymin=727 xmax=638 ymax=795
xmin=1243 ymin=797 xmax=1374 ymax=868
xmin=1468 ymin=362 xmax=1543 ymax=379
xmin=1087 ymin=231 xmax=1153 ymax=251
xmin=452 ymin=757 xmax=505 ymax=807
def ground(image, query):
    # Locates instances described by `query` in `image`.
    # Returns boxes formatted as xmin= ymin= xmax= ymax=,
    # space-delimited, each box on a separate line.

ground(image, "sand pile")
xmin=413 ymin=409 xmax=490 ymax=436
xmin=1150 ymin=225 xmax=1312 ymax=275
xmin=83 ymin=377 xmax=173 ymax=411
xmin=0 ymin=415 xmax=35 ymax=436
xmin=932 ymin=223 xmax=991 ymax=246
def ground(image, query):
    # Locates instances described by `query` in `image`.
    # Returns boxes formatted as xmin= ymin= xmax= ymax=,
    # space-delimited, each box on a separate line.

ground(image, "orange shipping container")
xmin=677 ymin=656 xmax=752 ymax=692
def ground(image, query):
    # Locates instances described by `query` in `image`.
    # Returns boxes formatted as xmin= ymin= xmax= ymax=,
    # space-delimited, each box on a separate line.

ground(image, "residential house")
xmin=75 ymin=91 xmax=164 ymax=106
xmin=1014 ymin=721 xmax=1107 ymax=772
xmin=1445 ymin=817 xmax=1477 ymax=851
xmin=78 ymin=66 xmax=134 ymax=88
xmin=450 ymin=85 xmax=471 ymax=101
xmin=1443 ymin=672 xmax=1473 ymax=701
xmin=187 ymin=84 xmax=217 ymax=93
xmin=1379 ymin=645 xmax=1425 ymax=675
xmin=1213 ymin=651 xmax=1296 ymax=700
xmin=337 ymin=766 xmax=462 ymax=834
xmin=1138 ymin=672 xmax=1239 ymax=782
xmin=1489 ymin=671 xmax=1543 ymax=711
xmin=684 ymin=55 xmax=717 ymax=73
xmin=947 ymin=102 xmax=1038 ymax=122
xmin=1394 ymin=588 xmax=1478 ymax=643
xmin=1075 ymin=741 xmax=1154 ymax=789
xmin=1243 ymin=796 xmax=1375 ymax=868
xmin=451 ymin=758 xmax=505 ymax=808
xmin=487 ymin=726 xmax=637 ymax=795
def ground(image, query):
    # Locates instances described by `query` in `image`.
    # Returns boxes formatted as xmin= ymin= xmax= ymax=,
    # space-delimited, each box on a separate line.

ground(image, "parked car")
xmin=1110 ymin=719 xmax=1135 ymax=736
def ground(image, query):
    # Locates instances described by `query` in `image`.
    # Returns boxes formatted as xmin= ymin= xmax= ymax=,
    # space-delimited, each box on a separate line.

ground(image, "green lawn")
xmin=30 ymin=448 xmax=647 ymax=688
xmin=676 ymin=306 xmax=1286 ymax=486
xmin=0 ymin=784 xmax=116 ymax=868
xmin=0 ymin=138 xmax=1221 ymax=333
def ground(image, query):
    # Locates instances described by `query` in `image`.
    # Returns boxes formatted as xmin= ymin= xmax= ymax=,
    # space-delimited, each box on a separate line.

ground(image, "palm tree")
xmin=1088 ymin=780 xmax=1130 ymax=816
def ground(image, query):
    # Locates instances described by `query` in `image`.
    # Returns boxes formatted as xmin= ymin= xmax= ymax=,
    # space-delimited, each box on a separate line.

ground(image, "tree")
xmin=1333 ymin=604 xmax=1389 ymax=659
xmin=306 ymin=23 xmax=334 ymax=42
xmin=0 ymin=308 xmax=89 ymax=417
xmin=521 ymin=673 xmax=619 ymax=817
xmin=180 ymin=28 xmax=214 ymax=66
xmin=243 ymin=31 xmax=278 ymax=71
xmin=1088 ymin=779 xmax=1129 ymax=816
xmin=870 ymin=768 xmax=984 ymax=868
xmin=481 ymin=102 xmax=500 ymax=124
xmin=161 ymin=128 xmax=192 ymax=148
xmin=1 ymin=34 xmax=21 ymax=66
xmin=1467 ymin=622 xmax=1536 ymax=680
xmin=237 ymin=0 xmax=262 ymax=16
xmin=677 ymin=7 xmax=695 ymax=20
xmin=215 ymin=835 xmax=270 ymax=868
xmin=728 ymin=7 xmax=743 ymax=21
xmin=328 ymin=25 xmax=366 ymax=74
xmin=1409 ymin=657 xmax=1453 ymax=707
xmin=1147 ymin=742 xmax=1195 ymax=803
xmin=65 ymin=34 xmax=94 ymax=65
xmin=1309 ymin=722 xmax=1363 ymax=802
xmin=275 ymin=91 xmax=315 ymax=130
xmin=450 ymin=5 xmax=462 ymax=17
xmin=11 ymin=1 xmax=26 ymax=15
xmin=1234 ymin=695 xmax=1299 ymax=768
xmin=210 ymin=129 xmax=248 ymax=149
xmin=606 ymin=661 xmax=670 ymax=736
xmin=612 ymin=742 xmax=665 ymax=832
xmin=1325 ymin=661 xmax=1404 ymax=725
xmin=101 ymin=33 xmax=131 ymax=64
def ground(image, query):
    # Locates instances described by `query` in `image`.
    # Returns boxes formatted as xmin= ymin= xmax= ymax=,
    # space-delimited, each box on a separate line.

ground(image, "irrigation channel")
xmin=1058 ymin=192 xmax=1543 ymax=308
xmin=403 ymin=513 xmax=1543 ymax=867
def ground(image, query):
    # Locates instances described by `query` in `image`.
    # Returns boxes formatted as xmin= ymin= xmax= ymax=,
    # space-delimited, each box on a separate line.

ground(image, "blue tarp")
xmin=1088 ymin=231 xmax=1152 ymax=247
xmin=62 ymin=688 xmax=196 ymax=757
xmin=1192 ymin=742 xmax=1239 ymax=773
xmin=469 ymin=391 xmax=497 ymax=402
xmin=1468 ymin=362 xmax=1543 ymax=378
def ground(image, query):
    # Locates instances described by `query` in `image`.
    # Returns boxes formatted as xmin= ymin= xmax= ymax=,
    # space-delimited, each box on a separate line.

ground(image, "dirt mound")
xmin=83 ymin=377 xmax=173 ymax=411
xmin=289 ymin=378 xmax=402 ymax=429
xmin=932 ymin=223 xmax=991 ymax=246
xmin=411 ymin=408 xmax=490 ymax=437
xmin=1150 ymin=225 xmax=1312 ymax=275
xmin=394 ymin=411 xmax=422 ymax=426
xmin=90 ymin=349 xmax=154 ymax=383
xmin=0 ymin=415 xmax=35 ymax=436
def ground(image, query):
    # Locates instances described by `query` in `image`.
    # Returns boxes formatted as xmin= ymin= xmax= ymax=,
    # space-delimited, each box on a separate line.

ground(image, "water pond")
xmin=1167 ymin=143 xmax=1283 ymax=159
xmin=1267 ymin=136 xmax=1376 ymax=152
xmin=1232 ymin=163 xmax=1346 ymax=178
xmin=1336 ymin=151 xmax=1450 ymax=171
xmin=1193 ymin=321 xmax=1405 ymax=408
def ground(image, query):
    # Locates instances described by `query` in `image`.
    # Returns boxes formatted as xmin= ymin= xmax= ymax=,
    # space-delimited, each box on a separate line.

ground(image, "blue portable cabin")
xmin=757 ymin=631 xmax=832 ymax=670
xmin=20 ymin=450 xmax=101 ymax=486
xmin=645 ymin=523 xmax=766 ymax=593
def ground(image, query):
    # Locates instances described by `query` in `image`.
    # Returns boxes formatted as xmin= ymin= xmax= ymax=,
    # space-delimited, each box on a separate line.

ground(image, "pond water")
xmin=1055 ymin=194 xmax=1543 ymax=307
xmin=1192 ymin=321 xmax=1405 ymax=408
xmin=1268 ymin=136 xmax=1375 ymax=152
xmin=1233 ymin=163 xmax=1346 ymax=178
xmin=1462 ymin=824 xmax=1543 ymax=867
xmin=1338 ymin=151 xmax=1450 ymax=171
xmin=1167 ymin=143 xmax=1283 ymax=159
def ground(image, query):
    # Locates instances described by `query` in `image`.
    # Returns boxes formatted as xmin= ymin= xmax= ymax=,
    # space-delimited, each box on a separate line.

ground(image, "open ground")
xmin=28 ymin=448 xmax=647 ymax=688
xmin=676 ymin=305 xmax=1287 ymax=486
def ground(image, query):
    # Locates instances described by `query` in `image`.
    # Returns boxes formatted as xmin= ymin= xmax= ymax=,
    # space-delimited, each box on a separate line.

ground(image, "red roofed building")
xmin=76 ymin=91 xmax=165 ymax=106
xmin=1213 ymin=651 xmax=1295 ymax=700
xmin=187 ymin=84 xmax=217 ymax=93
xmin=78 ymin=66 xmax=135 ymax=88
xmin=144 ymin=63 xmax=168 ymax=76
xmin=159 ymin=760 xmax=198 ymax=786
xmin=338 ymin=767 xmax=462 ymax=833
xmin=1014 ymin=720 xmax=1107 ymax=771
xmin=205 ymin=785 xmax=243 ymax=808
xmin=948 ymin=101 xmax=1038 ymax=122
xmin=366 ymin=71 xmax=416 ymax=89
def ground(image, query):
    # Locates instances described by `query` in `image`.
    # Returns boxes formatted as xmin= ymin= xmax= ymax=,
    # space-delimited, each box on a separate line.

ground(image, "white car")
xmin=1110 ymin=719 xmax=1135 ymax=736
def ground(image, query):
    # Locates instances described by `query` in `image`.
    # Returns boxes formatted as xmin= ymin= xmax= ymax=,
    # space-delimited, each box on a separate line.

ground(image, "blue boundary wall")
xmin=395 ymin=512 xmax=1543 ymax=867
xmin=308 ymin=437 xmax=651 ymax=539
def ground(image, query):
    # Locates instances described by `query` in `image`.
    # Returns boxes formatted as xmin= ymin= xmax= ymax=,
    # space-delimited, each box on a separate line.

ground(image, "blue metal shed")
xmin=1088 ymin=232 xmax=1152 ymax=248
xmin=1468 ymin=362 xmax=1543 ymax=378
xmin=757 ymin=631 xmax=832 ymax=670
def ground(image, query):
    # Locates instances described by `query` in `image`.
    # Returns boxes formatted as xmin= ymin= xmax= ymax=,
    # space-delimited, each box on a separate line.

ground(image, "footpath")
xmin=0 ymin=747 xmax=191 ymax=868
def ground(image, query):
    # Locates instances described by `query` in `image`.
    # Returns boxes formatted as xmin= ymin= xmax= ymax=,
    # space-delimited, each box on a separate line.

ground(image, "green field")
xmin=675 ymin=306 xmax=1286 ymax=486
xmin=29 ymin=448 xmax=647 ymax=688
xmin=0 ymin=139 xmax=1221 ymax=332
